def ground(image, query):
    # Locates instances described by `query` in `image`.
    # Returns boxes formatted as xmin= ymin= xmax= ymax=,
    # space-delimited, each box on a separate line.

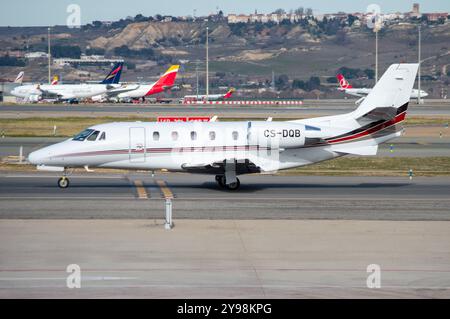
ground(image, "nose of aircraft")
xmin=27 ymin=149 xmax=43 ymax=165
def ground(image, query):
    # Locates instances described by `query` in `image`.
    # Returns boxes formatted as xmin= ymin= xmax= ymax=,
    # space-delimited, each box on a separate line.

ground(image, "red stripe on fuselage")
xmin=327 ymin=112 xmax=406 ymax=144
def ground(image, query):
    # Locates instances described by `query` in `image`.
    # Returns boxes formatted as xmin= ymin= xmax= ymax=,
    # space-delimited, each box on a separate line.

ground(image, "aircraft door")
xmin=129 ymin=127 xmax=146 ymax=162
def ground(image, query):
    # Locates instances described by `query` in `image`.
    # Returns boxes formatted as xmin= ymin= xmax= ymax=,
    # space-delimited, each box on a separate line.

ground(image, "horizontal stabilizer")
xmin=331 ymin=143 xmax=378 ymax=156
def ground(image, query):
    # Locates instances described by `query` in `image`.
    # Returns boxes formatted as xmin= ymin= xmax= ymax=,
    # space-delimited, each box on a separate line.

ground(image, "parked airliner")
xmin=182 ymin=88 xmax=235 ymax=103
xmin=93 ymin=65 xmax=180 ymax=102
xmin=337 ymin=73 xmax=427 ymax=100
xmin=28 ymin=63 xmax=418 ymax=190
xmin=11 ymin=62 xmax=123 ymax=102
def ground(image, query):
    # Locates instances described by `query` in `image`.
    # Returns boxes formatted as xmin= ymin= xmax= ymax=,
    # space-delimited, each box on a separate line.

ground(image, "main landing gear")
xmin=215 ymin=175 xmax=240 ymax=190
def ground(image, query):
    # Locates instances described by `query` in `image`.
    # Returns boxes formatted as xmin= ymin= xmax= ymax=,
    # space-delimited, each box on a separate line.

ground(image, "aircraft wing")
xmin=104 ymin=84 xmax=140 ymax=97
xmin=180 ymin=151 xmax=283 ymax=174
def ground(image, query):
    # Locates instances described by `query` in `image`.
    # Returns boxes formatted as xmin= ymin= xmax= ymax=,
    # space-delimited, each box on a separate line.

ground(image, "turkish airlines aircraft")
xmin=337 ymin=73 xmax=427 ymax=100
xmin=11 ymin=62 xmax=123 ymax=102
xmin=96 ymin=65 xmax=180 ymax=102
xmin=28 ymin=63 xmax=418 ymax=190
xmin=183 ymin=88 xmax=235 ymax=102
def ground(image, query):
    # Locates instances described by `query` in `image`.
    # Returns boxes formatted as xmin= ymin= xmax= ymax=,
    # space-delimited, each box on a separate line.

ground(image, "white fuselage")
xmin=342 ymin=88 xmax=428 ymax=99
xmin=184 ymin=94 xmax=227 ymax=101
xmin=27 ymin=116 xmax=400 ymax=174
xmin=11 ymin=84 xmax=116 ymax=101
xmin=28 ymin=121 xmax=353 ymax=173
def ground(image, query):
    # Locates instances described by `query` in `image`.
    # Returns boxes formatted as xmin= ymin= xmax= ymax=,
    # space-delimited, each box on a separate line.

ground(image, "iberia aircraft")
xmin=337 ymin=73 xmax=428 ymax=102
xmin=11 ymin=62 xmax=123 ymax=103
xmin=95 ymin=65 xmax=180 ymax=102
xmin=28 ymin=63 xmax=418 ymax=190
xmin=183 ymin=88 xmax=235 ymax=102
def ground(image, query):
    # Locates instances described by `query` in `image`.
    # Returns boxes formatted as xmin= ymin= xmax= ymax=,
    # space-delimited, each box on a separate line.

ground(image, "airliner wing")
xmin=105 ymin=84 xmax=140 ymax=97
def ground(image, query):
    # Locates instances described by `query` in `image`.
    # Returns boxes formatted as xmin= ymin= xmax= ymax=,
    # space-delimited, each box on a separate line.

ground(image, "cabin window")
xmin=171 ymin=131 xmax=179 ymax=141
xmin=190 ymin=131 xmax=197 ymax=140
xmin=87 ymin=130 xmax=100 ymax=141
xmin=153 ymin=131 xmax=160 ymax=141
xmin=232 ymin=131 xmax=239 ymax=140
xmin=99 ymin=132 xmax=106 ymax=141
xmin=73 ymin=129 xmax=94 ymax=141
xmin=209 ymin=131 xmax=216 ymax=140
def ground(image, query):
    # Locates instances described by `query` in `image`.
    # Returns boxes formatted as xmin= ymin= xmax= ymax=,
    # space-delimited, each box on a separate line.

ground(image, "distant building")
xmin=24 ymin=52 xmax=48 ymax=59
xmin=413 ymin=3 xmax=420 ymax=15
xmin=54 ymin=54 xmax=124 ymax=67
xmin=228 ymin=14 xmax=250 ymax=23
xmin=425 ymin=13 xmax=448 ymax=22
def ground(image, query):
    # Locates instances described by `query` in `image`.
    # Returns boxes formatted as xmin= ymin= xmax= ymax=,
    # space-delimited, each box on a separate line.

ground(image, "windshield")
xmin=87 ymin=130 xmax=100 ymax=141
xmin=73 ymin=129 xmax=94 ymax=141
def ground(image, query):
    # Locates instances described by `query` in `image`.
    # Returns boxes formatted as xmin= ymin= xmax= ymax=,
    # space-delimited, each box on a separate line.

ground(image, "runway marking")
xmin=156 ymin=180 xmax=174 ymax=199
xmin=133 ymin=180 xmax=148 ymax=199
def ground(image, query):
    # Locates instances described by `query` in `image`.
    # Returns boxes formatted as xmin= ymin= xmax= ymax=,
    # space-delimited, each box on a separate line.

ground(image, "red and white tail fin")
xmin=14 ymin=71 xmax=24 ymax=84
xmin=336 ymin=74 xmax=352 ymax=89
xmin=223 ymin=88 xmax=235 ymax=99
xmin=145 ymin=65 xmax=180 ymax=96
xmin=51 ymin=75 xmax=59 ymax=85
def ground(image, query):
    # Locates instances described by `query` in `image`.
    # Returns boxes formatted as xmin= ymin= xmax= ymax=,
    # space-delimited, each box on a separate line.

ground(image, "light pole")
xmin=47 ymin=27 xmax=52 ymax=84
xmin=418 ymin=25 xmax=421 ymax=104
xmin=205 ymin=26 xmax=209 ymax=100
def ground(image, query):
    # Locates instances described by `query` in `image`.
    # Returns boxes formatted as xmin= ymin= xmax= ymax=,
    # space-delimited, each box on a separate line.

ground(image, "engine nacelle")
xmin=28 ymin=94 xmax=41 ymax=102
xmin=249 ymin=122 xmax=306 ymax=149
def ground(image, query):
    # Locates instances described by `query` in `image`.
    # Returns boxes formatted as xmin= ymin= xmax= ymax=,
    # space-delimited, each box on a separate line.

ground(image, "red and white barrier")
xmin=183 ymin=100 xmax=303 ymax=105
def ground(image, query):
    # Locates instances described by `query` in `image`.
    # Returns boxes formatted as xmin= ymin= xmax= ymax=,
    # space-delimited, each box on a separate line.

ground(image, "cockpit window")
xmin=73 ymin=129 xmax=94 ymax=141
xmin=87 ymin=130 xmax=100 ymax=141
xmin=99 ymin=132 xmax=106 ymax=141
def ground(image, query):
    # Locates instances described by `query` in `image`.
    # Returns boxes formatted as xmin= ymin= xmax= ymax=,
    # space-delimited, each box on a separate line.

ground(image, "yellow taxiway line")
xmin=134 ymin=180 xmax=148 ymax=199
xmin=156 ymin=180 xmax=174 ymax=199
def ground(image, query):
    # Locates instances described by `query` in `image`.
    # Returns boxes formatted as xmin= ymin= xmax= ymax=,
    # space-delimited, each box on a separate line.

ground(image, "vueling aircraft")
xmin=11 ymin=62 xmax=123 ymax=102
xmin=28 ymin=63 xmax=418 ymax=190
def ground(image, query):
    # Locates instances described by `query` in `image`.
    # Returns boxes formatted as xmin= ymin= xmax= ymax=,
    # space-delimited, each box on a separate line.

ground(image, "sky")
xmin=1 ymin=0 xmax=449 ymax=27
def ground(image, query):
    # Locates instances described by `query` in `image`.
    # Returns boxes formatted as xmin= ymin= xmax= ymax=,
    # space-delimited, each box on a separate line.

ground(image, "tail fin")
xmin=327 ymin=64 xmax=419 ymax=155
xmin=224 ymin=88 xmax=235 ymax=99
xmin=145 ymin=65 xmax=180 ymax=96
xmin=51 ymin=75 xmax=59 ymax=85
xmin=101 ymin=62 xmax=123 ymax=84
xmin=14 ymin=71 xmax=24 ymax=84
xmin=352 ymin=64 xmax=419 ymax=121
xmin=337 ymin=74 xmax=352 ymax=89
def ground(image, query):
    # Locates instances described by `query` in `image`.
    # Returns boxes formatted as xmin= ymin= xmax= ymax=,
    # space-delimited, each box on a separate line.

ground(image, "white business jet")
xmin=28 ymin=63 xmax=418 ymax=190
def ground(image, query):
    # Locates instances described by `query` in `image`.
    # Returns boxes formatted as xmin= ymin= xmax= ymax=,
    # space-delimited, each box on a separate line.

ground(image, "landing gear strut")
xmin=215 ymin=175 xmax=240 ymax=190
xmin=58 ymin=176 xmax=70 ymax=188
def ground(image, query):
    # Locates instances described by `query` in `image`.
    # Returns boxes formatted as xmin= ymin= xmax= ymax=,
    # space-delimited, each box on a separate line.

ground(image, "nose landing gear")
xmin=57 ymin=176 xmax=70 ymax=188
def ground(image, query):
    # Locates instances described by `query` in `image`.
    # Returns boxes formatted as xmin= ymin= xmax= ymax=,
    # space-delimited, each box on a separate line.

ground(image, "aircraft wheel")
xmin=58 ymin=177 xmax=70 ymax=189
xmin=226 ymin=178 xmax=240 ymax=191
xmin=215 ymin=175 xmax=226 ymax=188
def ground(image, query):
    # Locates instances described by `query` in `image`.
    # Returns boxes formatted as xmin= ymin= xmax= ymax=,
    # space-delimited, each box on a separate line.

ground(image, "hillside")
xmin=0 ymin=19 xmax=449 ymax=98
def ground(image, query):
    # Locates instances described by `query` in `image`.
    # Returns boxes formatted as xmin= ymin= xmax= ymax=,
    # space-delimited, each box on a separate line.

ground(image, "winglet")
xmin=14 ymin=71 xmax=24 ymax=84
xmin=224 ymin=87 xmax=235 ymax=99
xmin=51 ymin=75 xmax=59 ymax=85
